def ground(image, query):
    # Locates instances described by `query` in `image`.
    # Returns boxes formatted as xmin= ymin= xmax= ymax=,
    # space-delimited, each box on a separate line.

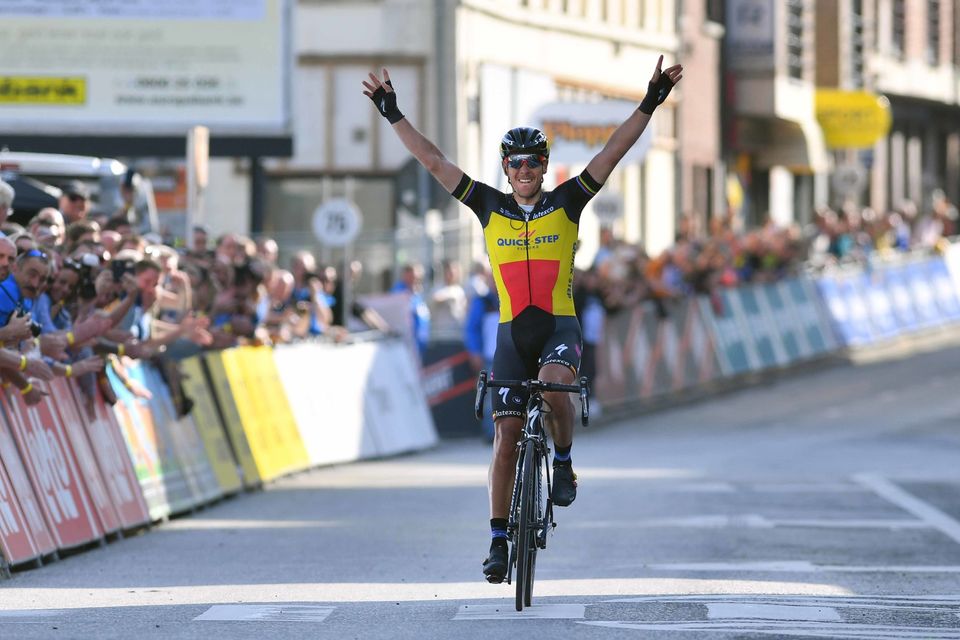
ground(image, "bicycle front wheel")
xmin=515 ymin=442 xmax=538 ymax=611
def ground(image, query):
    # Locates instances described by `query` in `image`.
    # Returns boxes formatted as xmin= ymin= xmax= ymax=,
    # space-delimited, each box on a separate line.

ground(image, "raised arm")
xmin=362 ymin=68 xmax=464 ymax=193
xmin=585 ymin=55 xmax=683 ymax=184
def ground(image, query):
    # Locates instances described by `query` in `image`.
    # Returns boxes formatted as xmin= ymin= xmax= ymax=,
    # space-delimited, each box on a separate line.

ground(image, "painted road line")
xmin=854 ymin=474 xmax=960 ymax=544
xmin=453 ymin=604 xmax=585 ymax=620
xmin=605 ymin=594 xmax=960 ymax=608
xmin=648 ymin=561 xmax=960 ymax=573
xmin=579 ymin=620 xmax=960 ymax=639
xmin=748 ymin=483 xmax=867 ymax=493
xmin=194 ymin=604 xmax=335 ymax=622
xmin=706 ymin=602 xmax=842 ymax=621
xmin=572 ymin=516 xmax=927 ymax=530
xmin=583 ymin=595 xmax=960 ymax=639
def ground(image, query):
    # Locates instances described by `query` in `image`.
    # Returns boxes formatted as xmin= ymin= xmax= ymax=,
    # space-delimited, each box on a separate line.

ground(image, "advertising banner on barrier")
xmin=816 ymin=273 xmax=870 ymax=346
xmin=903 ymin=260 xmax=941 ymax=328
xmin=362 ymin=340 xmax=439 ymax=456
xmin=925 ymin=258 xmax=960 ymax=322
xmin=0 ymin=455 xmax=40 ymax=567
xmin=595 ymin=298 xmax=721 ymax=406
xmin=762 ymin=283 xmax=806 ymax=361
xmin=45 ymin=385 xmax=120 ymax=535
xmin=273 ymin=342 xmax=378 ymax=467
xmin=70 ymin=383 xmax=150 ymax=530
xmin=0 ymin=389 xmax=101 ymax=550
xmin=421 ymin=342 xmax=478 ymax=439
xmin=699 ymin=290 xmax=760 ymax=375
xmin=786 ymin=279 xmax=838 ymax=354
xmin=108 ymin=365 xmax=192 ymax=520
xmin=202 ymin=354 xmax=260 ymax=488
xmin=861 ymin=271 xmax=899 ymax=341
xmin=138 ymin=365 xmax=222 ymax=505
xmin=0 ymin=411 xmax=55 ymax=556
xmin=880 ymin=264 xmax=919 ymax=333
xmin=737 ymin=286 xmax=788 ymax=368
xmin=220 ymin=347 xmax=308 ymax=481
xmin=179 ymin=358 xmax=242 ymax=496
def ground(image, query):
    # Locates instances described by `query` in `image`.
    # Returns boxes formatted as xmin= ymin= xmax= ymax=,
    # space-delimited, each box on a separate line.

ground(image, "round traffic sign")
xmin=312 ymin=198 xmax=362 ymax=247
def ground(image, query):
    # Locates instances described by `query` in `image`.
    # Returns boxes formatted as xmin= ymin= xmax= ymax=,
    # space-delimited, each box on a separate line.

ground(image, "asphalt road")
xmin=3 ymin=331 xmax=960 ymax=639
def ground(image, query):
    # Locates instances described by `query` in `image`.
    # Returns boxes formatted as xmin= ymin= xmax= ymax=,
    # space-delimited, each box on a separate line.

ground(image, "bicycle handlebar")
xmin=474 ymin=370 xmax=590 ymax=427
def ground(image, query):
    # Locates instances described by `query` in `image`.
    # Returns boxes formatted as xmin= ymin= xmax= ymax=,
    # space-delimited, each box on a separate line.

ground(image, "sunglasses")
xmin=505 ymin=154 xmax=545 ymax=170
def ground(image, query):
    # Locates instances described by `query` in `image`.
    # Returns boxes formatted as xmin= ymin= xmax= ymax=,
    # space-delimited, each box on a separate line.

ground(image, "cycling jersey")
xmin=452 ymin=170 xmax=603 ymax=322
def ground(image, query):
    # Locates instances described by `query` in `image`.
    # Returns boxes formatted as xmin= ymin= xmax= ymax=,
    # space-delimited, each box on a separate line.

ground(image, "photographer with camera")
xmin=0 ymin=248 xmax=58 ymax=403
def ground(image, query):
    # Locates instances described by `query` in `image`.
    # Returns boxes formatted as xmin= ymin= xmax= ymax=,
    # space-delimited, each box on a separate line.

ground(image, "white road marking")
xmin=453 ymin=604 xmax=585 ymax=620
xmin=748 ymin=483 xmax=866 ymax=493
xmin=706 ymin=602 xmax=841 ymax=621
xmin=586 ymin=595 xmax=960 ymax=638
xmin=0 ymin=611 xmax=64 ymax=618
xmin=649 ymin=561 xmax=960 ymax=573
xmin=572 ymin=516 xmax=927 ymax=530
xmin=194 ymin=605 xmax=335 ymax=622
xmin=579 ymin=620 xmax=960 ymax=639
xmin=855 ymin=474 xmax=960 ymax=544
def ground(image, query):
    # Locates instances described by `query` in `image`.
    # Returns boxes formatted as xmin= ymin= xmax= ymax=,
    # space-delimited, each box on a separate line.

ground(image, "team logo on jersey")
xmin=554 ymin=344 xmax=568 ymax=356
xmin=496 ymin=228 xmax=560 ymax=247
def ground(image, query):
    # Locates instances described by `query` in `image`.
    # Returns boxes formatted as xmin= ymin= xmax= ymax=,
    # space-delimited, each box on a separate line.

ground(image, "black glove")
xmin=369 ymin=80 xmax=404 ymax=124
xmin=638 ymin=73 xmax=675 ymax=115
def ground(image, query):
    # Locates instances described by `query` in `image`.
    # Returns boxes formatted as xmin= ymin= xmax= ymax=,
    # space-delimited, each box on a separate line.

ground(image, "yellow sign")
xmin=219 ymin=346 xmax=309 ymax=482
xmin=202 ymin=353 xmax=261 ymax=488
xmin=815 ymin=89 xmax=892 ymax=149
xmin=0 ymin=77 xmax=86 ymax=104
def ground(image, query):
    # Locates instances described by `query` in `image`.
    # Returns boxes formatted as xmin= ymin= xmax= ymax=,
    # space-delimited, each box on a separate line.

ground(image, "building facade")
xmin=205 ymin=0 xmax=686 ymax=282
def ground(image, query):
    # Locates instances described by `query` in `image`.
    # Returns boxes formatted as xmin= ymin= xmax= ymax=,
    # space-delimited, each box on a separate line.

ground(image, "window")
xmin=706 ymin=0 xmax=724 ymax=24
xmin=926 ymin=0 xmax=940 ymax=64
xmin=851 ymin=0 xmax=865 ymax=86
xmin=786 ymin=0 xmax=805 ymax=79
xmin=892 ymin=0 xmax=905 ymax=58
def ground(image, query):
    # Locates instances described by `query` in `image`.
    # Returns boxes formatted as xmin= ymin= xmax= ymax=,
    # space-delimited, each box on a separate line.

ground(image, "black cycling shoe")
xmin=552 ymin=463 xmax=578 ymax=507
xmin=482 ymin=539 xmax=508 ymax=583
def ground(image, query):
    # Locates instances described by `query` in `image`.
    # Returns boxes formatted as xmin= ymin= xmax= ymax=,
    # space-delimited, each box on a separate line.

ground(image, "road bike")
xmin=475 ymin=371 xmax=589 ymax=611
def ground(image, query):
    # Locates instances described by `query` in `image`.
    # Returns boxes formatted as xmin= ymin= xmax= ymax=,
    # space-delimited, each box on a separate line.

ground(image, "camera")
xmin=64 ymin=254 xmax=100 ymax=300
xmin=15 ymin=309 xmax=42 ymax=338
xmin=110 ymin=259 xmax=134 ymax=283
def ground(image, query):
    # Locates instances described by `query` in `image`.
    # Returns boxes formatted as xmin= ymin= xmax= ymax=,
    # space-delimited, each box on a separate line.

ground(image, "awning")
xmin=738 ymin=116 xmax=829 ymax=174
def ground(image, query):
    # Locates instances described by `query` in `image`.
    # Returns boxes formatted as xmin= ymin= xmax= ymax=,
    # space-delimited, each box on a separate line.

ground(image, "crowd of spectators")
xmin=0 ymin=176 xmax=386 ymax=411
xmin=3 ymin=168 xmax=954 ymax=414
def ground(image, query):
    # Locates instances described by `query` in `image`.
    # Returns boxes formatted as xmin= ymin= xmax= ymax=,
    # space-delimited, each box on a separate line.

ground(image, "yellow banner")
xmin=202 ymin=353 xmax=261 ymax=488
xmin=219 ymin=347 xmax=308 ymax=482
xmin=180 ymin=358 xmax=242 ymax=496
xmin=0 ymin=77 xmax=86 ymax=104
xmin=815 ymin=89 xmax=892 ymax=149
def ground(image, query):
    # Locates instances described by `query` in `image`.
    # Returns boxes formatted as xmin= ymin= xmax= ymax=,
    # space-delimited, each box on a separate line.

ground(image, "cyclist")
xmin=363 ymin=56 xmax=682 ymax=583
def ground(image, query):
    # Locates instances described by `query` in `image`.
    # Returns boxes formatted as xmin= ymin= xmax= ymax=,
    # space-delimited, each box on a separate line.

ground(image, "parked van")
xmin=0 ymin=150 xmax=155 ymax=229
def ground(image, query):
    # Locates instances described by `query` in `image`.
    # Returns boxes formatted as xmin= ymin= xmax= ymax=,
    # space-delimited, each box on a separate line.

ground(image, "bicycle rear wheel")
xmin=515 ymin=443 xmax=538 ymax=611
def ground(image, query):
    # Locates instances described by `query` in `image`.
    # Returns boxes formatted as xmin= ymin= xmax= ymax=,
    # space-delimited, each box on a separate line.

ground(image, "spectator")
xmin=429 ymin=259 xmax=467 ymax=339
xmin=0 ymin=179 xmax=13 ymax=226
xmin=391 ymin=263 xmax=431 ymax=360
xmin=464 ymin=266 xmax=498 ymax=441
xmin=59 ymin=180 xmax=91 ymax=224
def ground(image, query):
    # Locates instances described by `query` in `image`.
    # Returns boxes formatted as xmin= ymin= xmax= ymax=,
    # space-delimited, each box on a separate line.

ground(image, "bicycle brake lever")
xmin=579 ymin=376 xmax=589 ymax=427
xmin=474 ymin=370 xmax=487 ymax=421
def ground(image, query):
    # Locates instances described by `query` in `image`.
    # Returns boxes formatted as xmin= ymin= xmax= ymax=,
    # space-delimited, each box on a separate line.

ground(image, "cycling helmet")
xmin=499 ymin=127 xmax=550 ymax=160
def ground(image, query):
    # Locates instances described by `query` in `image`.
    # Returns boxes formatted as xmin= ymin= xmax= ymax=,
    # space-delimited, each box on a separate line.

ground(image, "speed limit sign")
xmin=312 ymin=198 xmax=362 ymax=247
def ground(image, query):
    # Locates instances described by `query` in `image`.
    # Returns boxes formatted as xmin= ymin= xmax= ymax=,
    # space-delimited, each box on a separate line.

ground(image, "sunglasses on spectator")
xmin=66 ymin=193 xmax=87 ymax=202
xmin=505 ymin=154 xmax=545 ymax=170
